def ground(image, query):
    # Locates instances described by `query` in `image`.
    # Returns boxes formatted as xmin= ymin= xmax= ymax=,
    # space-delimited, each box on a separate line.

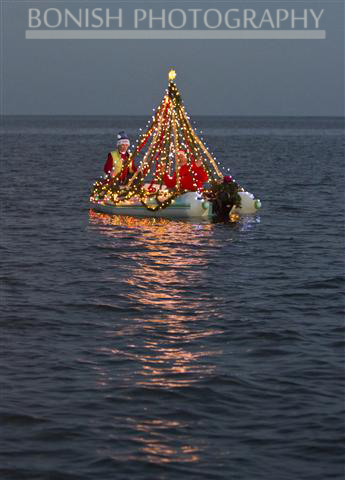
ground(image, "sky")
xmin=1 ymin=0 xmax=344 ymax=116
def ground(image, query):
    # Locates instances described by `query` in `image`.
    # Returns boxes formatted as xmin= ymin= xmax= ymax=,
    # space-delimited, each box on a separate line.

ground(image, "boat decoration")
xmin=90 ymin=69 xmax=261 ymax=220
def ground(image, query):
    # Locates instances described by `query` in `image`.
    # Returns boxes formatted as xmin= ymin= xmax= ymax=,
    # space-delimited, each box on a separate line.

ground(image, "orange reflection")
xmin=87 ymin=210 xmax=258 ymax=466
xmin=98 ymin=417 xmax=203 ymax=466
xmin=88 ymin=211 xmax=231 ymax=466
xmin=136 ymin=419 xmax=201 ymax=464
xmin=89 ymin=210 xmax=225 ymax=389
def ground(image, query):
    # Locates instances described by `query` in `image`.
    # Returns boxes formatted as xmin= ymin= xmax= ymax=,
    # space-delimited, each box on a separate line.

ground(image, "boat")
xmin=91 ymin=189 xmax=261 ymax=219
xmin=90 ymin=69 xmax=261 ymax=220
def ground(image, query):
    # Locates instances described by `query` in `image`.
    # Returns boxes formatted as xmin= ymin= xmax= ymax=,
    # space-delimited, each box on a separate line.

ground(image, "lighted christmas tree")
xmin=91 ymin=69 xmax=226 ymax=212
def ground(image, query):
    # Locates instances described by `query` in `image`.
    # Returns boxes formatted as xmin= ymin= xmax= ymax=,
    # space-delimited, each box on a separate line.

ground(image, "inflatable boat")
xmin=90 ymin=190 xmax=261 ymax=220
xmin=90 ymin=70 xmax=262 ymax=221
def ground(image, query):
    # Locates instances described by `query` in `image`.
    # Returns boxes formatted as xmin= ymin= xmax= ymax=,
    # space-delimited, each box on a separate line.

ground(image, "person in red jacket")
xmin=191 ymin=155 xmax=209 ymax=191
xmin=103 ymin=131 xmax=137 ymax=184
xmin=163 ymin=151 xmax=208 ymax=191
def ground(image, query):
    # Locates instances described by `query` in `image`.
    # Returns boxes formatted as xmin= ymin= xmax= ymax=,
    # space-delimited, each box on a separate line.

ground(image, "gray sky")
xmin=2 ymin=0 xmax=344 ymax=116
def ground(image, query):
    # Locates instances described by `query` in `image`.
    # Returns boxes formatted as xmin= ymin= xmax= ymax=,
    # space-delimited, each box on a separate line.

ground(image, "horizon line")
xmin=2 ymin=114 xmax=344 ymax=118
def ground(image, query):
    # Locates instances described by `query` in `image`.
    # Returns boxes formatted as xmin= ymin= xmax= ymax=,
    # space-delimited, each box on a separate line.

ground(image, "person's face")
xmin=195 ymin=157 xmax=203 ymax=167
xmin=119 ymin=143 xmax=129 ymax=154
xmin=177 ymin=151 xmax=187 ymax=165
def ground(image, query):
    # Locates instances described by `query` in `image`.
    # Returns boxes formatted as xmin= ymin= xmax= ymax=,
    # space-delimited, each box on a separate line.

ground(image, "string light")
xmin=90 ymin=69 xmax=233 ymax=213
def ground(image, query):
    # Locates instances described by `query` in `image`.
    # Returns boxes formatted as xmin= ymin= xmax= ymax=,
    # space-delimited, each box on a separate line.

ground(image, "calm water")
xmin=1 ymin=116 xmax=344 ymax=480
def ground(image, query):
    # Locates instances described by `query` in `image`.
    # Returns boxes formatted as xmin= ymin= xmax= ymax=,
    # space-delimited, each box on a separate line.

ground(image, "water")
xmin=1 ymin=116 xmax=344 ymax=480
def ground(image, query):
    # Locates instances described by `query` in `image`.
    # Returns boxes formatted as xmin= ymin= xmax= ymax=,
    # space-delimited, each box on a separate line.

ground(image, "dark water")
xmin=1 ymin=116 xmax=344 ymax=480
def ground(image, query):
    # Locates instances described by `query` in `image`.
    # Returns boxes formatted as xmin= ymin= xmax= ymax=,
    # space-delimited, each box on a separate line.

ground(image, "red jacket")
xmin=191 ymin=163 xmax=208 ymax=190
xmin=163 ymin=163 xmax=208 ymax=191
xmin=103 ymin=152 xmax=115 ymax=175
xmin=103 ymin=151 xmax=137 ymax=181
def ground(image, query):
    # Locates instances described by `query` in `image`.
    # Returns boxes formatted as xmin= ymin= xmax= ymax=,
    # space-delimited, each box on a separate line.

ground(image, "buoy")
xmin=255 ymin=199 xmax=262 ymax=209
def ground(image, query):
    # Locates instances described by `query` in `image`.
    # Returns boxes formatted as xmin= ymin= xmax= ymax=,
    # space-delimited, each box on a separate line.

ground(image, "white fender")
xmin=235 ymin=191 xmax=262 ymax=215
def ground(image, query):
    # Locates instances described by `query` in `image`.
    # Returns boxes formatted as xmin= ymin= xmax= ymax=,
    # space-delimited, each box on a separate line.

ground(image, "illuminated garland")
xmin=90 ymin=69 xmax=225 ymax=211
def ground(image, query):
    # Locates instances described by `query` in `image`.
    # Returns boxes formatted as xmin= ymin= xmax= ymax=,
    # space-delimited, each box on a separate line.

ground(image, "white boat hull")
xmin=90 ymin=192 xmax=211 ymax=218
xmin=90 ymin=191 xmax=261 ymax=219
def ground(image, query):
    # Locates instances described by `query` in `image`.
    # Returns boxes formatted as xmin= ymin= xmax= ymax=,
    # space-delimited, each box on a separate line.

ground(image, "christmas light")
xmin=90 ymin=69 xmax=236 ymax=213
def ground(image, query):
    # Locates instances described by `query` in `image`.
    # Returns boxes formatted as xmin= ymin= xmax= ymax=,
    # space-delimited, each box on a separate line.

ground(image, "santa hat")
xmin=117 ymin=130 xmax=130 ymax=146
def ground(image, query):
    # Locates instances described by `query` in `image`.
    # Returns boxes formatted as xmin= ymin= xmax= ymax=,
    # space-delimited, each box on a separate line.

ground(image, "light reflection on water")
xmin=88 ymin=211 xmax=257 ymax=388
xmin=88 ymin=211 xmax=256 ymax=465
xmin=97 ymin=417 xmax=203 ymax=466
xmin=133 ymin=418 xmax=202 ymax=464
xmin=89 ymin=212 xmax=224 ymax=383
